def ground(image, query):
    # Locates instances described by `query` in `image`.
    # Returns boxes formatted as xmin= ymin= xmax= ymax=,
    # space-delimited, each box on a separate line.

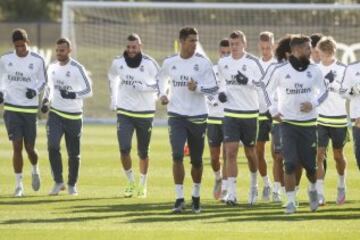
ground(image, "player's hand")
xmin=26 ymin=88 xmax=37 ymax=99
xmin=60 ymin=89 xmax=76 ymax=99
xmin=0 ymin=91 xmax=3 ymax=104
xmin=324 ymin=71 xmax=335 ymax=85
xmin=133 ymin=81 xmax=144 ymax=91
xmin=160 ymin=95 xmax=169 ymax=105
xmin=41 ymin=98 xmax=49 ymax=114
xmin=300 ymin=101 xmax=313 ymax=113
xmin=187 ymin=78 xmax=197 ymax=91
xmin=235 ymin=71 xmax=248 ymax=85
xmin=218 ymin=92 xmax=227 ymax=103
xmin=272 ymin=112 xmax=283 ymax=122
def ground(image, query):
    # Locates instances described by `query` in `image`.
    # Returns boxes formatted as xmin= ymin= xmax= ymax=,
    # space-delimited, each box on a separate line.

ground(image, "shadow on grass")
xmin=1 ymin=200 xmax=360 ymax=225
xmin=0 ymin=196 xmax=123 ymax=205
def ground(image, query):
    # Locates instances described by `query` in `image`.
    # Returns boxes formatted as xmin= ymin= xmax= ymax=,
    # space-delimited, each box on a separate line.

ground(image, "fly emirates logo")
xmin=286 ymin=83 xmax=311 ymax=95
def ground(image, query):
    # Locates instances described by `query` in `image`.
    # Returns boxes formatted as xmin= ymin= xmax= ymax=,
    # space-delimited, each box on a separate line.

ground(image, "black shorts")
xmin=271 ymin=123 xmax=282 ymax=153
xmin=317 ymin=125 xmax=349 ymax=149
xmin=117 ymin=114 xmax=153 ymax=159
xmin=281 ymin=123 xmax=317 ymax=175
xmin=223 ymin=117 xmax=258 ymax=147
xmin=258 ymin=118 xmax=272 ymax=142
xmin=207 ymin=123 xmax=224 ymax=147
xmin=168 ymin=116 xmax=207 ymax=167
xmin=3 ymin=110 xmax=37 ymax=145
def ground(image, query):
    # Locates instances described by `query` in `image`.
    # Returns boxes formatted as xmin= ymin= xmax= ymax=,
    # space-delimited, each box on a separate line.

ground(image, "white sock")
xmin=338 ymin=174 xmax=346 ymax=188
xmin=286 ymin=191 xmax=296 ymax=204
xmin=124 ymin=169 xmax=135 ymax=183
xmin=273 ymin=182 xmax=281 ymax=193
xmin=227 ymin=177 xmax=237 ymax=199
xmin=15 ymin=173 xmax=23 ymax=188
xmin=316 ymin=180 xmax=324 ymax=195
xmin=175 ymin=184 xmax=184 ymax=199
xmin=192 ymin=183 xmax=201 ymax=198
xmin=250 ymin=171 xmax=257 ymax=188
xmin=221 ymin=179 xmax=228 ymax=192
xmin=139 ymin=173 xmax=147 ymax=187
xmin=309 ymin=182 xmax=316 ymax=191
xmin=32 ymin=164 xmax=39 ymax=174
xmin=214 ymin=170 xmax=222 ymax=181
xmin=262 ymin=175 xmax=271 ymax=187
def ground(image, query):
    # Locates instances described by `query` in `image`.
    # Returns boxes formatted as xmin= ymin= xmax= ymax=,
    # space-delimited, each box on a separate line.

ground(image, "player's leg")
xmin=47 ymin=112 xmax=66 ymax=195
xmin=134 ymin=117 xmax=153 ymax=198
xmin=64 ymin=118 xmax=82 ymax=195
xmin=169 ymin=117 xmax=187 ymax=213
xmin=117 ymin=114 xmax=136 ymax=197
xmin=331 ymin=127 xmax=348 ymax=205
xmin=299 ymin=126 xmax=318 ymax=212
xmin=316 ymin=125 xmax=329 ymax=205
xmin=241 ymin=118 xmax=259 ymax=206
xmin=281 ymin=123 xmax=300 ymax=214
xmin=207 ymin=123 xmax=223 ymax=200
xmin=4 ymin=111 xmax=26 ymax=197
xmin=271 ymin=123 xmax=284 ymax=202
xmin=223 ymin=117 xmax=241 ymax=205
xmin=352 ymin=126 xmax=360 ymax=170
xmin=23 ymin=113 xmax=40 ymax=192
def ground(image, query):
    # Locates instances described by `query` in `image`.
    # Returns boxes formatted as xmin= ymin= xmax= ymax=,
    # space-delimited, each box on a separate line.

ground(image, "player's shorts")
xmin=271 ymin=123 xmax=282 ymax=153
xmin=281 ymin=122 xmax=317 ymax=175
xmin=223 ymin=116 xmax=258 ymax=147
xmin=3 ymin=110 xmax=37 ymax=145
xmin=168 ymin=115 xmax=207 ymax=168
xmin=317 ymin=125 xmax=349 ymax=149
xmin=117 ymin=114 xmax=153 ymax=159
xmin=207 ymin=123 xmax=224 ymax=147
xmin=258 ymin=113 xmax=272 ymax=142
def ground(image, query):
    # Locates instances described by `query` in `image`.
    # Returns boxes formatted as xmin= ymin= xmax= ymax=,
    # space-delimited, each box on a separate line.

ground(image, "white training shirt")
xmin=340 ymin=60 xmax=360 ymax=119
xmin=317 ymin=60 xmax=347 ymax=127
xmin=207 ymin=64 xmax=225 ymax=121
xmin=258 ymin=57 xmax=277 ymax=114
xmin=44 ymin=58 xmax=93 ymax=114
xmin=157 ymin=52 xmax=218 ymax=117
xmin=108 ymin=54 xmax=159 ymax=116
xmin=217 ymin=52 xmax=264 ymax=118
xmin=265 ymin=62 xmax=327 ymax=123
xmin=0 ymin=50 xmax=46 ymax=111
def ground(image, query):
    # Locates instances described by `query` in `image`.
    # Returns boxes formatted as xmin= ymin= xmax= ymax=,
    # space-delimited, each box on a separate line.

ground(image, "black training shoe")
xmin=172 ymin=198 xmax=185 ymax=213
xmin=191 ymin=196 xmax=201 ymax=214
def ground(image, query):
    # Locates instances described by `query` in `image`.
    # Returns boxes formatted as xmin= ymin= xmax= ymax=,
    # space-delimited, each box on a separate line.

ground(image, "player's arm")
xmin=340 ymin=66 xmax=356 ymax=99
xmin=264 ymin=67 xmax=280 ymax=117
xmin=35 ymin=57 xmax=47 ymax=94
xmin=193 ymin=62 xmax=219 ymax=96
xmin=308 ymin=68 xmax=328 ymax=109
xmin=156 ymin=61 xmax=170 ymax=105
xmin=0 ymin=58 xmax=5 ymax=103
xmin=107 ymin=60 xmax=121 ymax=110
xmin=41 ymin=66 xmax=54 ymax=113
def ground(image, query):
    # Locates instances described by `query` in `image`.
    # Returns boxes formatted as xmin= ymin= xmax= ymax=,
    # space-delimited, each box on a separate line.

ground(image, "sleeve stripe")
xmin=72 ymin=61 xmax=91 ymax=96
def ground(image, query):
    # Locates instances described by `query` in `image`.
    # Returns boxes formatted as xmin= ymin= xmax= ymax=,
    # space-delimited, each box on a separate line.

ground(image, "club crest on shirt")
xmin=171 ymin=65 xmax=176 ymax=71
xmin=285 ymin=74 xmax=291 ymax=79
xmin=8 ymin=62 xmax=13 ymax=67
xmin=193 ymin=64 xmax=199 ymax=71
xmin=119 ymin=65 xmax=123 ymax=70
xmin=224 ymin=65 xmax=228 ymax=69
xmin=306 ymin=71 xmax=312 ymax=78
xmin=28 ymin=63 xmax=34 ymax=70
xmin=66 ymin=71 xmax=71 ymax=77
xmin=242 ymin=65 xmax=247 ymax=72
xmin=140 ymin=65 xmax=144 ymax=72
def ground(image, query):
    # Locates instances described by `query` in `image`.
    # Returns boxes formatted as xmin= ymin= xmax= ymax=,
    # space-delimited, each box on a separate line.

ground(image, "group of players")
xmin=1 ymin=27 xmax=360 ymax=215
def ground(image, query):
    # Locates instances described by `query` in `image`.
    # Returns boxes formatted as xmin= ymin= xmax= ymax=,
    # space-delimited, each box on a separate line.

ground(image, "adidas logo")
xmin=285 ymin=74 xmax=291 ymax=79
xmin=171 ymin=65 xmax=176 ymax=70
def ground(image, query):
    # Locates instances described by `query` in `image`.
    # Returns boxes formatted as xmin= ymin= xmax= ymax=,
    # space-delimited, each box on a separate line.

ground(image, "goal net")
xmin=62 ymin=1 xmax=360 ymax=119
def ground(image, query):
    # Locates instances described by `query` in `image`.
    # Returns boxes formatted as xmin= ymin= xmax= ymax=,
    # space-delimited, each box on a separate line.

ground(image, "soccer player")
xmin=217 ymin=30 xmax=264 ymax=206
xmin=265 ymin=35 xmax=327 ymax=214
xmin=42 ymin=38 xmax=92 ymax=196
xmin=207 ymin=38 xmax=230 ymax=200
xmin=341 ymin=61 xmax=360 ymax=172
xmin=260 ymin=34 xmax=293 ymax=203
xmin=257 ymin=31 xmax=277 ymax=201
xmin=310 ymin=33 xmax=323 ymax=64
xmin=157 ymin=27 xmax=218 ymax=213
xmin=108 ymin=33 xmax=159 ymax=198
xmin=315 ymin=37 xmax=347 ymax=205
xmin=0 ymin=29 xmax=46 ymax=197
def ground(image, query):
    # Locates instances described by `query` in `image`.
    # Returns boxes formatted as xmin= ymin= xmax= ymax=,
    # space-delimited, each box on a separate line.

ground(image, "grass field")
xmin=0 ymin=124 xmax=360 ymax=239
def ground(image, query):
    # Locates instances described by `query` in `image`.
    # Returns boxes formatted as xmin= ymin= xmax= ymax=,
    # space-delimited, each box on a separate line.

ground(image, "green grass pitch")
xmin=0 ymin=124 xmax=359 ymax=239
